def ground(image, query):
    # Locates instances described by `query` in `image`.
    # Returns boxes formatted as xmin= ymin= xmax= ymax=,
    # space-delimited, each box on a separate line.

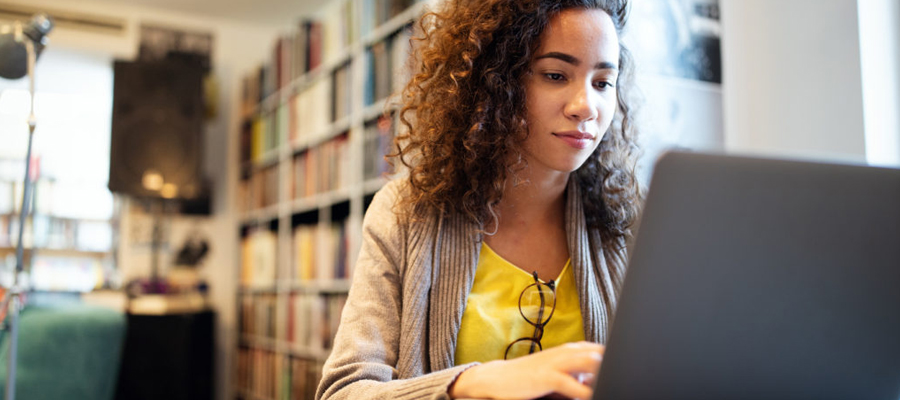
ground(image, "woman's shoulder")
xmin=369 ymin=178 xmax=408 ymax=212
xmin=364 ymin=178 xmax=414 ymax=226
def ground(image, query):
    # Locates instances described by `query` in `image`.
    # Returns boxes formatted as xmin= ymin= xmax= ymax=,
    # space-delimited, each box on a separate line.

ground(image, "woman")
xmin=317 ymin=0 xmax=640 ymax=398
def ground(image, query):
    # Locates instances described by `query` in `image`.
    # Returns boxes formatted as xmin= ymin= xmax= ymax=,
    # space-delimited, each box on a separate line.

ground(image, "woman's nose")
xmin=564 ymin=84 xmax=599 ymax=122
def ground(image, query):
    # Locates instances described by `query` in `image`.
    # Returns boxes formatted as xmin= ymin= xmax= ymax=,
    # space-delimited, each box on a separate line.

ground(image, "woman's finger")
xmin=555 ymin=347 xmax=603 ymax=374
xmin=546 ymin=371 xmax=593 ymax=400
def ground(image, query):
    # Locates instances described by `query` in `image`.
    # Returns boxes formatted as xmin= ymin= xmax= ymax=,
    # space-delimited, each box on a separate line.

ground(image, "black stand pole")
xmin=3 ymin=27 xmax=38 ymax=400
xmin=4 ymin=124 xmax=33 ymax=400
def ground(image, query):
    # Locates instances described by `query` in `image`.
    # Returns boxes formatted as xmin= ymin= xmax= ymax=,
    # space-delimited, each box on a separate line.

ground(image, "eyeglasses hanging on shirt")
xmin=504 ymin=271 xmax=557 ymax=360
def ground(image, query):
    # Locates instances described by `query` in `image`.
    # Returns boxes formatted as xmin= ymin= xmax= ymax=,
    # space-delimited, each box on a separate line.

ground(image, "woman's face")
xmin=520 ymin=8 xmax=620 ymax=177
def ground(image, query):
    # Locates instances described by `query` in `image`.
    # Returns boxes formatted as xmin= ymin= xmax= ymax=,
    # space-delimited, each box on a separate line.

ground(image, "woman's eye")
xmin=544 ymin=73 xmax=565 ymax=81
xmin=594 ymin=81 xmax=615 ymax=90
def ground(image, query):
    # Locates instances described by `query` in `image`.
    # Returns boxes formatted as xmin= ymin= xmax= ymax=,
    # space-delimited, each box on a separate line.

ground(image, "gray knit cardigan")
xmin=316 ymin=177 xmax=626 ymax=400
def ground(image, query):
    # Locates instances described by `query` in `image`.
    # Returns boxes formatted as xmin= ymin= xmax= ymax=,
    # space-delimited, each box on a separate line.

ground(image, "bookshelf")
xmin=234 ymin=0 xmax=425 ymax=398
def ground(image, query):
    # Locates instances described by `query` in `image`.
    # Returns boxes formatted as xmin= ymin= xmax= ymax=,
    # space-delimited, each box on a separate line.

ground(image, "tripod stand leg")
xmin=4 ymin=295 xmax=19 ymax=400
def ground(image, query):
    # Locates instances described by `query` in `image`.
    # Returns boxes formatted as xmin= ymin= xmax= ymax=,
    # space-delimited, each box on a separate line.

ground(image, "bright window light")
xmin=0 ymin=47 xmax=115 ymax=292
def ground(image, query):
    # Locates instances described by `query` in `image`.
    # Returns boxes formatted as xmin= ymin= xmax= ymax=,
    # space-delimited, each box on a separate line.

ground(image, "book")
xmin=293 ymin=224 xmax=317 ymax=281
xmin=363 ymin=115 xmax=394 ymax=180
xmin=307 ymin=21 xmax=323 ymax=71
xmin=292 ymin=75 xmax=333 ymax=144
xmin=391 ymin=24 xmax=414 ymax=93
xmin=277 ymin=103 xmax=290 ymax=147
xmin=331 ymin=63 xmax=352 ymax=122
xmin=241 ymin=228 xmax=278 ymax=287
xmin=365 ymin=39 xmax=390 ymax=105
xmin=286 ymin=293 xmax=348 ymax=351
xmin=250 ymin=116 xmax=265 ymax=162
xmin=248 ymin=165 xmax=280 ymax=209
xmin=291 ymin=134 xmax=351 ymax=199
xmin=292 ymin=21 xmax=309 ymax=79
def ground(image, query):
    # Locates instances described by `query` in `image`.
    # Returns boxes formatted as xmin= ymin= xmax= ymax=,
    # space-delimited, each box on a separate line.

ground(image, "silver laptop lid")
xmin=594 ymin=151 xmax=900 ymax=400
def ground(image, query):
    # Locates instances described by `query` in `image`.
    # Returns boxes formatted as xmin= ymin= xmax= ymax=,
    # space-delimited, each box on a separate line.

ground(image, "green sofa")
xmin=0 ymin=303 xmax=126 ymax=400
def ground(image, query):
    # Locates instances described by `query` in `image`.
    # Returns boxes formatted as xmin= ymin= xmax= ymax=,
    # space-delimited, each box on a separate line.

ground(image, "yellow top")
xmin=454 ymin=242 xmax=585 ymax=364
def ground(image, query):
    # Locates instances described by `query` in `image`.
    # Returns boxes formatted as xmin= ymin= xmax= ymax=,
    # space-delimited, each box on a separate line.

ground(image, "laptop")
xmin=592 ymin=151 xmax=900 ymax=400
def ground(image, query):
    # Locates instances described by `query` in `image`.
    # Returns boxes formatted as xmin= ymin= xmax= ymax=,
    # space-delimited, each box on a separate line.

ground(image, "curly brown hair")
xmin=391 ymin=0 xmax=641 ymax=252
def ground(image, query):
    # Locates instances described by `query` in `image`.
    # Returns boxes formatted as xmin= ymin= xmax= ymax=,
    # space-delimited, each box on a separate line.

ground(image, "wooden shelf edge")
xmin=239 ymin=334 xmax=332 ymax=361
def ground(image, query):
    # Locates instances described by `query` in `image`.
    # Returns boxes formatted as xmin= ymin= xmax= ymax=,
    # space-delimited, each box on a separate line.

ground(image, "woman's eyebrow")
xmin=535 ymin=51 xmax=618 ymax=70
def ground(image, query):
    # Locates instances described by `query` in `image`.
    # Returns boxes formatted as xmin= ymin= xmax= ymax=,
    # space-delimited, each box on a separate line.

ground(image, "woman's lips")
xmin=553 ymin=131 xmax=594 ymax=149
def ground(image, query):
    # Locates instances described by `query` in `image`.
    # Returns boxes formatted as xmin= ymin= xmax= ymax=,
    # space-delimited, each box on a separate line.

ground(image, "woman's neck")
xmin=491 ymin=168 xmax=569 ymax=233
xmin=482 ymin=167 xmax=571 ymax=280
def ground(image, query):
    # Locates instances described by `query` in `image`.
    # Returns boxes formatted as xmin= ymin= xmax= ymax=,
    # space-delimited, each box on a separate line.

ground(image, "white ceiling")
xmin=97 ymin=0 xmax=331 ymax=26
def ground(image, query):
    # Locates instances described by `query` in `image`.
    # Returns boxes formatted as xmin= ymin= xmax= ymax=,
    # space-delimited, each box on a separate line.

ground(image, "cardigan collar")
xmin=423 ymin=177 xmax=613 ymax=372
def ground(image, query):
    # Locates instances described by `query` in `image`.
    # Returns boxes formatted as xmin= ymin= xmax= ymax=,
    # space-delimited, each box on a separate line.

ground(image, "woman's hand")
xmin=448 ymin=341 xmax=604 ymax=400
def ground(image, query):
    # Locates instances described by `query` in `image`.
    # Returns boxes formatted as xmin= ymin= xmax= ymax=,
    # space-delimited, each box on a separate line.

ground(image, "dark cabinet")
xmin=115 ymin=310 xmax=214 ymax=400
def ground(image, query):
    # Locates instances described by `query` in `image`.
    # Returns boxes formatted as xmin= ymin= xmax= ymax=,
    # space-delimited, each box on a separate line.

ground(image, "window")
xmin=0 ymin=47 xmax=116 ymax=292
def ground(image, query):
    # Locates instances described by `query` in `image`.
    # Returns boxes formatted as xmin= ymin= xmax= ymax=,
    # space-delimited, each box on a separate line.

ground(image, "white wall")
xmin=720 ymin=0 xmax=869 ymax=163
xmin=1 ymin=1 xmax=281 ymax=399
xmin=858 ymin=0 xmax=900 ymax=166
xmin=622 ymin=0 xmax=725 ymax=185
